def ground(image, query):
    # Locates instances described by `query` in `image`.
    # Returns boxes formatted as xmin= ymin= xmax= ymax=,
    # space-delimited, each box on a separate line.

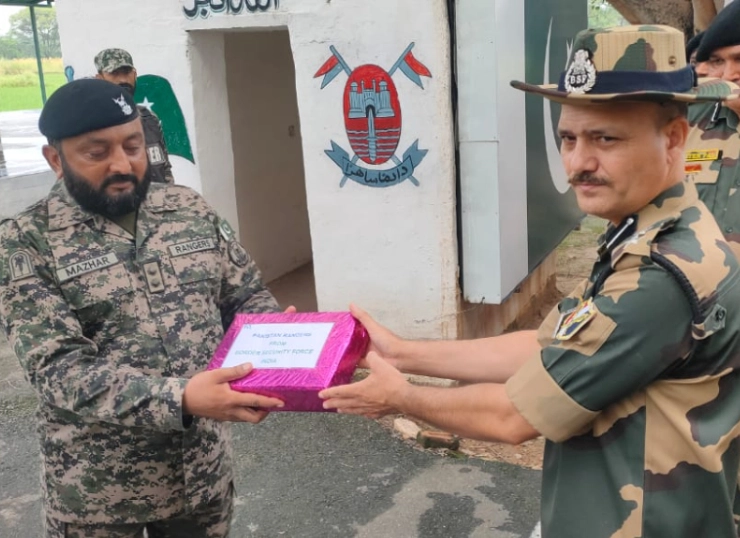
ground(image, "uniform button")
xmin=147 ymin=267 xmax=157 ymax=275
xmin=727 ymin=227 xmax=734 ymax=234
xmin=151 ymin=279 xmax=162 ymax=287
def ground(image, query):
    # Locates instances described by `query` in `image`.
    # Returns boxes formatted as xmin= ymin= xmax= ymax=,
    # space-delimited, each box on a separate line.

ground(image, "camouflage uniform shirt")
xmin=687 ymin=92 xmax=740 ymax=259
xmin=0 ymin=181 xmax=278 ymax=524
xmin=507 ymin=182 xmax=740 ymax=537
xmin=139 ymin=104 xmax=175 ymax=184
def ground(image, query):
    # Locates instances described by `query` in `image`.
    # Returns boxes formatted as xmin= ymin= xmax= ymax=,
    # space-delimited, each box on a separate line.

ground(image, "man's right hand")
xmin=182 ymin=363 xmax=283 ymax=424
xmin=350 ymin=304 xmax=407 ymax=370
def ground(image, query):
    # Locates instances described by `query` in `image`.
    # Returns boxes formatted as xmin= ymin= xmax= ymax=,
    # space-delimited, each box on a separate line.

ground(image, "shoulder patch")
xmin=228 ymin=240 xmax=249 ymax=267
xmin=218 ymin=219 xmax=236 ymax=242
xmin=9 ymin=250 xmax=34 ymax=282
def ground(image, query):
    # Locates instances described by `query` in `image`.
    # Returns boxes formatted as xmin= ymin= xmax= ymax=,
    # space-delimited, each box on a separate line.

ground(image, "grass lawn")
xmin=0 ymin=73 xmax=66 ymax=112
xmin=0 ymin=58 xmax=65 ymax=112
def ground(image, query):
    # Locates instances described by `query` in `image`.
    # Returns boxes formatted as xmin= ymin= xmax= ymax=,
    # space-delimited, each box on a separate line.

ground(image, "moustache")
xmin=101 ymin=174 xmax=138 ymax=190
xmin=568 ymin=173 xmax=609 ymax=187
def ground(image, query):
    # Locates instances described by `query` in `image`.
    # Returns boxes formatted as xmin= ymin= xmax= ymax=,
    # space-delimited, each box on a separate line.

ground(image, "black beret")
xmin=686 ymin=31 xmax=704 ymax=62
xmin=39 ymin=78 xmax=139 ymax=140
xmin=696 ymin=0 xmax=740 ymax=62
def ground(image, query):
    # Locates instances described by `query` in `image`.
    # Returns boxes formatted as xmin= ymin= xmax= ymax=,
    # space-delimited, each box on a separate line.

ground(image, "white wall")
xmin=56 ymin=0 xmax=459 ymax=339
xmin=225 ymin=30 xmax=312 ymax=283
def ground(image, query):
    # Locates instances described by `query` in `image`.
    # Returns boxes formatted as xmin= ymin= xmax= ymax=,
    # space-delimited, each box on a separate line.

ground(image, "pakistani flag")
xmin=134 ymin=75 xmax=195 ymax=163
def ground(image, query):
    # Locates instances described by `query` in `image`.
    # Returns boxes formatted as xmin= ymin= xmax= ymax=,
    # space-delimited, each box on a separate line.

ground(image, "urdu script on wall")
xmin=183 ymin=0 xmax=279 ymax=19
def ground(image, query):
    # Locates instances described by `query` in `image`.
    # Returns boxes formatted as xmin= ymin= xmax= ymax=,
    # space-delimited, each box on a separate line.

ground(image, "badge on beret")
xmin=9 ymin=250 xmax=34 ymax=282
xmin=113 ymin=94 xmax=134 ymax=116
xmin=555 ymin=298 xmax=596 ymax=341
xmin=564 ymin=49 xmax=597 ymax=94
xmin=228 ymin=240 xmax=249 ymax=267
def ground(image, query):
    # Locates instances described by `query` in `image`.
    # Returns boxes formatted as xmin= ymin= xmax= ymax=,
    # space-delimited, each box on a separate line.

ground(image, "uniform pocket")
xmin=58 ymin=258 xmax=136 ymax=341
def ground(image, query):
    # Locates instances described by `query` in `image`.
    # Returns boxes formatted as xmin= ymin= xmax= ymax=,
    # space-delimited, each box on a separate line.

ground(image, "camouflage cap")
xmin=94 ymin=48 xmax=135 ymax=74
xmin=511 ymin=25 xmax=725 ymax=105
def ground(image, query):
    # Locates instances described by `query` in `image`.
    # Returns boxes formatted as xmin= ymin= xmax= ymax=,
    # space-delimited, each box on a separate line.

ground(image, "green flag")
xmin=134 ymin=75 xmax=195 ymax=163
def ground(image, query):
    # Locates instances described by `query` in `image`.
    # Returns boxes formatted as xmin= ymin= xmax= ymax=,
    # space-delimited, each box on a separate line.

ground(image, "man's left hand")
xmin=319 ymin=353 xmax=408 ymax=418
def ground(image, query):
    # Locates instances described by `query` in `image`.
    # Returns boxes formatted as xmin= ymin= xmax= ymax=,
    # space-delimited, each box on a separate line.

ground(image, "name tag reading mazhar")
xmin=208 ymin=312 xmax=369 ymax=412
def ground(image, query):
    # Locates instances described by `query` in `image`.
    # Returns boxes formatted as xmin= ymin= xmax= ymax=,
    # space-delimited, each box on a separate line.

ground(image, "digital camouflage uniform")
xmin=508 ymin=181 xmax=740 ymax=537
xmin=687 ymin=80 xmax=740 ymax=258
xmin=95 ymin=48 xmax=174 ymax=184
xmin=0 ymin=180 xmax=279 ymax=527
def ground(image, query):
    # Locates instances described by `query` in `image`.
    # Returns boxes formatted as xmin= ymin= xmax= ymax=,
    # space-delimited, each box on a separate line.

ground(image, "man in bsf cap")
xmin=321 ymin=25 xmax=740 ymax=537
xmin=94 ymin=47 xmax=175 ymax=184
xmin=1 ymin=78 xmax=288 ymax=537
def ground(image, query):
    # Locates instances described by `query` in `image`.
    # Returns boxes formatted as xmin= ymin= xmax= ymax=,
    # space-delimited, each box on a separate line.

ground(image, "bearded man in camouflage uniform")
xmin=0 ymin=79 xmax=285 ymax=538
xmin=687 ymin=0 xmax=740 ymax=258
xmin=321 ymin=26 xmax=740 ymax=537
xmin=95 ymin=48 xmax=175 ymax=184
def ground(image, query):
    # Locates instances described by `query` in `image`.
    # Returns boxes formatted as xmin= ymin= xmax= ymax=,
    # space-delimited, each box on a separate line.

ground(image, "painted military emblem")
xmin=9 ymin=251 xmax=33 ymax=282
xmin=315 ymin=43 xmax=432 ymax=188
xmin=564 ymin=49 xmax=597 ymax=94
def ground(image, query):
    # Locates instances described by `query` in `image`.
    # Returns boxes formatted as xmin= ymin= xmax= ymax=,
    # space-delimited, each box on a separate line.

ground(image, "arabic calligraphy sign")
xmin=183 ymin=0 xmax=279 ymax=19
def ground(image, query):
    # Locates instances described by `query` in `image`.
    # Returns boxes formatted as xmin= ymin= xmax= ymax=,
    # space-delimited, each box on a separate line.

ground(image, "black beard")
xmin=62 ymin=159 xmax=152 ymax=218
xmin=118 ymin=82 xmax=136 ymax=95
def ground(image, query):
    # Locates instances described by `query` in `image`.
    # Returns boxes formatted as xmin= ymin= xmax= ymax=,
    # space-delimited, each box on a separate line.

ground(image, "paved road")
xmin=0 ymin=333 xmax=542 ymax=538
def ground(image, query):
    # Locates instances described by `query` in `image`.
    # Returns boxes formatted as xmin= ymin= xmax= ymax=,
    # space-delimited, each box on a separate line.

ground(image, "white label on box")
xmin=222 ymin=322 xmax=335 ymax=369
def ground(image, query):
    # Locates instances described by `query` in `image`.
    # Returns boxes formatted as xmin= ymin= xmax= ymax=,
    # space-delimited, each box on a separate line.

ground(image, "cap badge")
xmin=113 ymin=94 xmax=133 ymax=116
xmin=564 ymin=49 xmax=597 ymax=94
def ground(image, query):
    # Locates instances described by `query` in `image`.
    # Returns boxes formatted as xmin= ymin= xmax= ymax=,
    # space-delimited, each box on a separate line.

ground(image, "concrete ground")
xmin=0 ymin=331 xmax=541 ymax=538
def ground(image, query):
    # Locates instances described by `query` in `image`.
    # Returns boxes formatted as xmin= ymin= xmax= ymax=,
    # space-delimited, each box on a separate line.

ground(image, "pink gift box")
xmin=208 ymin=312 xmax=369 ymax=412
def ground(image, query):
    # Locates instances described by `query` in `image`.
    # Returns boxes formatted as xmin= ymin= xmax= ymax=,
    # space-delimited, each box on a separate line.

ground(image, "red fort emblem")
xmin=315 ymin=43 xmax=431 ymax=188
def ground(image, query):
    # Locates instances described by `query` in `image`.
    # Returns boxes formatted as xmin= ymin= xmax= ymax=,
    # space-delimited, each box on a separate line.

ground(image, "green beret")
xmin=696 ymin=1 xmax=740 ymax=62
xmin=38 ymin=78 xmax=139 ymax=141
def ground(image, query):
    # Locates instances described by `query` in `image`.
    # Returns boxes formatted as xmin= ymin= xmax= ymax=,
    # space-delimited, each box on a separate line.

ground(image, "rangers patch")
xmin=228 ymin=241 xmax=249 ymax=267
xmin=9 ymin=251 xmax=34 ymax=282
xmin=555 ymin=298 xmax=597 ymax=341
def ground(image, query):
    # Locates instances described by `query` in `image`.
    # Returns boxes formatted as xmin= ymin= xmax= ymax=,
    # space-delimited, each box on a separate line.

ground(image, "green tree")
xmin=8 ymin=7 xmax=60 ymax=58
xmin=589 ymin=0 xmax=629 ymax=28
xmin=0 ymin=35 xmax=22 ymax=59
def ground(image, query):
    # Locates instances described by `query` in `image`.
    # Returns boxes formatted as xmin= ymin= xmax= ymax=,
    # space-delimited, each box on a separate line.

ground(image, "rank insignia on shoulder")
xmin=555 ymin=298 xmax=596 ymax=341
xmin=686 ymin=149 xmax=722 ymax=162
xmin=9 ymin=250 xmax=34 ymax=282
xmin=218 ymin=219 xmax=236 ymax=242
xmin=228 ymin=240 xmax=249 ymax=267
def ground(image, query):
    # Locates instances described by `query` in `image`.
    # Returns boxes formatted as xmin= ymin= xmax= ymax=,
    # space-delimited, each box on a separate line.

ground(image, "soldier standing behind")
xmin=0 ymin=79 xmax=285 ymax=538
xmin=321 ymin=26 xmax=740 ymax=537
xmin=95 ymin=47 xmax=176 ymax=184
xmin=687 ymin=0 xmax=740 ymax=258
